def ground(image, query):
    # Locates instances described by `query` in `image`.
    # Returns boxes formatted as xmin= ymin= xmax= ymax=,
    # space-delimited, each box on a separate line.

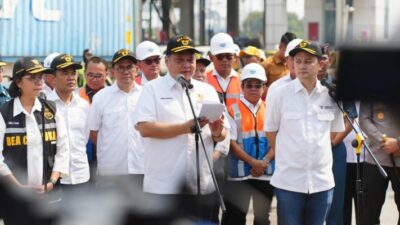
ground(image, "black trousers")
xmin=362 ymin=163 xmax=400 ymax=225
xmin=343 ymin=162 xmax=364 ymax=225
xmin=1 ymin=183 xmax=58 ymax=225
xmin=221 ymin=179 xmax=274 ymax=225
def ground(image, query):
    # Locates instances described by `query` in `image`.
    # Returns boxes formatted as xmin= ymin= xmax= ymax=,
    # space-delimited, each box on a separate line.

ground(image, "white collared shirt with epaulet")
xmin=88 ymin=83 xmax=144 ymax=176
xmin=264 ymin=78 xmax=344 ymax=194
xmin=135 ymin=73 xmax=229 ymax=195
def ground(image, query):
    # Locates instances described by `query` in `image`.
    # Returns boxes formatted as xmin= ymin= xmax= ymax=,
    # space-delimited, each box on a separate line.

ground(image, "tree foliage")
xmin=288 ymin=12 xmax=305 ymax=38
xmin=241 ymin=11 xmax=305 ymax=42
xmin=241 ymin=11 xmax=264 ymax=40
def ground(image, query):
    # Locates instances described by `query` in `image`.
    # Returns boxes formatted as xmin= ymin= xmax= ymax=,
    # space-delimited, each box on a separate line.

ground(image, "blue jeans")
xmin=326 ymin=141 xmax=347 ymax=225
xmin=275 ymin=188 xmax=333 ymax=225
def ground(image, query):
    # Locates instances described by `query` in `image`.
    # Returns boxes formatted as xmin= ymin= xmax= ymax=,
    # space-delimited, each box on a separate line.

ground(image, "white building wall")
xmin=388 ymin=0 xmax=400 ymax=41
xmin=265 ymin=0 xmax=288 ymax=50
xmin=304 ymin=0 xmax=400 ymax=44
xmin=352 ymin=0 xmax=381 ymax=42
xmin=303 ymin=0 xmax=324 ymax=42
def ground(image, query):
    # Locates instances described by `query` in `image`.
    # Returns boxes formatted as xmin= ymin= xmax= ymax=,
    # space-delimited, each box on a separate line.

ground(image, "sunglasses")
xmin=215 ymin=54 xmax=233 ymax=61
xmin=244 ymin=84 xmax=263 ymax=89
xmin=141 ymin=57 xmax=161 ymax=65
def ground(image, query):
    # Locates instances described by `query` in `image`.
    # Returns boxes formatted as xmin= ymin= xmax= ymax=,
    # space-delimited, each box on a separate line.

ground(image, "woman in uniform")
xmin=0 ymin=57 xmax=69 ymax=225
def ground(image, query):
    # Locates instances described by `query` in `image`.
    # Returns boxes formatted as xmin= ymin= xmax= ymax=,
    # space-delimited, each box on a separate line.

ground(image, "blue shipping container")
xmin=0 ymin=0 xmax=140 ymax=61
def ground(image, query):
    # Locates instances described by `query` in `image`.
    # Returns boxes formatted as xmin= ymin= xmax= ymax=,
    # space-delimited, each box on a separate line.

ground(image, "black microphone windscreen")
xmin=351 ymin=139 xmax=358 ymax=148
xmin=38 ymin=92 xmax=47 ymax=101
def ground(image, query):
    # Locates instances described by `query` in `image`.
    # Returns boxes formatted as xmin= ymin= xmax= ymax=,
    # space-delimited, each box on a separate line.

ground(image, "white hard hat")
xmin=240 ymin=63 xmax=267 ymax=82
xmin=135 ymin=41 xmax=161 ymax=61
xmin=209 ymin=33 xmax=235 ymax=55
xmin=284 ymin=38 xmax=303 ymax=57
xmin=43 ymin=52 xmax=61 ymax=68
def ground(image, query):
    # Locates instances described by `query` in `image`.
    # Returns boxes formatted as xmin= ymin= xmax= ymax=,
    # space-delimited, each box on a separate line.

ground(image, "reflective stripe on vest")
xmin=206 ymin=71 xmax=241 ymax=108
xmin=228 ymin=101 xmax=274 ymax=177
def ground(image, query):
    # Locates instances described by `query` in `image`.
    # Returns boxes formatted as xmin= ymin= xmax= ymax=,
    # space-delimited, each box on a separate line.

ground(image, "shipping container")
xmin=0 ymin=0 xmax=141 ymax=62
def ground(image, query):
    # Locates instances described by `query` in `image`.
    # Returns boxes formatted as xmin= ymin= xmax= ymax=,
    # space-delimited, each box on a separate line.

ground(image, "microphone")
xmin=351 ymin=133 xmax=365 ymax=154
xmin=176 ymin=74 xmax=193 ymax=89
xmin=38 ymin=92 xmax=47 ymax=101
xmin=321 ymin=77 xmax=337 ymax=99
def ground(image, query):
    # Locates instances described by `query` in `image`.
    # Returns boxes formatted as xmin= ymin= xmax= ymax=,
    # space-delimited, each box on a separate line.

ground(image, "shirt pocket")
xmin=317 ymin=112 xmax=334 ymax=132
xmin=282 ymin=112 xmax=302 ymax=132
xmin=103 ymin=107 xmax=125 ymax=128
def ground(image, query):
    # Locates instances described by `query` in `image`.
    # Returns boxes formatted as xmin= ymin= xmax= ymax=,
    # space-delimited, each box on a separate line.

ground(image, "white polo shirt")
xmin=0 ymin=97 xmax=70 ymax=185
xmin=135 ymin=73 xmax=224 ymax=195
xmin=88 ymin=83 xmax=144 ymax=176
xmin=47 ymin=91 xmax=90 ymax=185
xmin=264 ymin=78 xmax=344 ymax=194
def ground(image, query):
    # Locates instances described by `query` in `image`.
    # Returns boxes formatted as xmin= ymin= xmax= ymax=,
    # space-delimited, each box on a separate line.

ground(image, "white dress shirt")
xmin=88 ymin=83 xmax=144 ymax=176
xmin=267 ymin=74 xmax=293 ymax=97
xmin=47 ymin=91 xmax=90 ymax=184
xmin=264 ymin=78 xmax=344 ymax=194
xmin=140 ymin=73 xmax=160 ymax=86
xmin=0 ymin=97 xmax=69 ymax=185
xmin=210 ymin=68 xmax=239 ymax=91
xmin=135 ymin=74 xmax=227 ymax=195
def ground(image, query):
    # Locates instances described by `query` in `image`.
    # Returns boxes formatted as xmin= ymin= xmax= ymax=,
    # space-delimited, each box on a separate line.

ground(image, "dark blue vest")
xmin=0 ymin=99 xmax=57 ymax=185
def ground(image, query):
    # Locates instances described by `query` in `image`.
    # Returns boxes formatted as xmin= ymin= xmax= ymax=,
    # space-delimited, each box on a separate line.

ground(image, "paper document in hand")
xmin=198 ymin=101 xmax=225 ymax=122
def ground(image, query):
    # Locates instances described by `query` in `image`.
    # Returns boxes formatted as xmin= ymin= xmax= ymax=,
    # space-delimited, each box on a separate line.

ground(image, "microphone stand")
xmin=183 ymin=84 xmax=226 ymax=212
xmin=328 ymin=90 xmax=387 ymax=225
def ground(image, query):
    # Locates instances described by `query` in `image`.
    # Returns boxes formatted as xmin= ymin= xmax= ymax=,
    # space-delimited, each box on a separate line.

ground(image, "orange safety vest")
xmin=78 ymin=87 xmax=90 ymax=103
xmin=206 ymin=70 xmax=241 ymax=108
xmin=227 ymin=100 xmax=274 ymax=177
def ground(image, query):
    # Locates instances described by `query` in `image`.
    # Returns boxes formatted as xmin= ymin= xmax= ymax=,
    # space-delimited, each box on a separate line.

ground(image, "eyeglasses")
xmin=24 ymin=74 xmax=44 ymax=83
xmin=115 ymin=64 xmax=135 ymax=73
xmin=215 ymin=54 xmax=233 ymax=61
xmin=244 ymin=84 xmax=263 ymax=89
xmin=141 ymin=57 xmax=160 ymax=65
xmin=87 ymin=72 xmax=104 ymax=80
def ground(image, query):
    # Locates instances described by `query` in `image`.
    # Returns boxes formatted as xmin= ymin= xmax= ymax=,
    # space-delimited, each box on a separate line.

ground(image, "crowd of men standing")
xmin=0 ymin=31 xmax=399 ymax=225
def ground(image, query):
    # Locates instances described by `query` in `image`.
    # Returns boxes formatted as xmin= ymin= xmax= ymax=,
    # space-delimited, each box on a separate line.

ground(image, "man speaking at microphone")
xmin=135 ymin=35 xmax=227 ymax=223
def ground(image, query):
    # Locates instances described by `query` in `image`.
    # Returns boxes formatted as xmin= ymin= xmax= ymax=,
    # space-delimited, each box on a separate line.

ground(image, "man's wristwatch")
xmin=263 ymin=156 xmax=271 ymax=164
